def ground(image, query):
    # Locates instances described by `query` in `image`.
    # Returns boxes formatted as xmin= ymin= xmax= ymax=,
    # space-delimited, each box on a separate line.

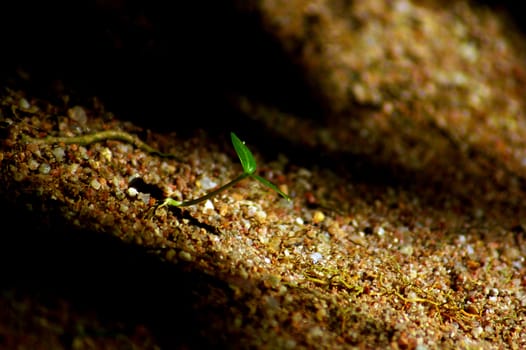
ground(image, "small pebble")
xmin=204 ymin=199 xmax=215 ymax=211
xmin=312 ymin=211 xmax=325 ymax=224
xmin=19 ymin=98 xmax=30 ymax=109
xmin=179 ymin=250 xmax=193 ymax=262
xmin=38 ymin=163 xmax=51 ymax=174
xmin=138 ymin=192 xmax=150 ymax=204
xmin=52 ymin=147 xmax=65 ymax=162
xmin=310 ymin=252 xmax=323 ymax=264
xmin=68 ymin=105 xmax=88 ymax=126
xmin=199 ymin=176 xmax=217 ymax=190
xmin=90 ymin=179 xmax=101 ymax=190
xmin=472 ymin=326 xmax=483 ymax=338
xmin=127 ymin=187 xmax=138 ymax=197
xmin=28 ymin=159 xmax=40 ymax=171
xmin=119 ymin=204 xmax=129 ymax=213
xmin=166 ymin=249 xmax=176 ymax=261
xmin=100 ymin=147 xmax=112 ymax=162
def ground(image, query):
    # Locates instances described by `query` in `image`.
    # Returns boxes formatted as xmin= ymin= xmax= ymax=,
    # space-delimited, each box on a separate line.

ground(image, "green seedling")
xmin=155 ymin=132 xmax=291 ymax=211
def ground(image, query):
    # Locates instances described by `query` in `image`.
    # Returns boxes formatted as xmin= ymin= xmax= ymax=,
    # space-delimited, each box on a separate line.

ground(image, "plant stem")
xmin=23 ymin=130 xmax=183 ymax=160
xmin=165 ymin=172 xmax=251 ymax=208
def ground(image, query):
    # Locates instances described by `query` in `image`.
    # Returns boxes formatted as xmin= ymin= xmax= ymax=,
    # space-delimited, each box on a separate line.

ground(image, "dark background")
xmin=0 ymin=0 xmax=323 ymax=135
xmin=0 ymin=1 xmax=522 ymax=132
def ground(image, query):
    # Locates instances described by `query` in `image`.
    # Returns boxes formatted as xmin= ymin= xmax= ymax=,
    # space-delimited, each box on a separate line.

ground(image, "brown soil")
xmin=1 ymin=1 xmax=525 ymax=349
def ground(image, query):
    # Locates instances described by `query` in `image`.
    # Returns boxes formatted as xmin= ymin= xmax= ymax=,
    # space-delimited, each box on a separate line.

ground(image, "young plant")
xmin=155 ymin=132 xmax=290 ymax=211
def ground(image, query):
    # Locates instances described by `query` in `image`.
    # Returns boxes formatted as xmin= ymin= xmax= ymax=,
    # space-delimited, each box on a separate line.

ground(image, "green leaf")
xmin=251 ymin=174 xmax=291 ymax=201
xmin=231 ymin=132 xmax=257 ymax=174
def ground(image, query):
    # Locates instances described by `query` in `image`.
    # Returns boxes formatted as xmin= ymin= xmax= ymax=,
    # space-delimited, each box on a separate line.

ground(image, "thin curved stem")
xmin=167 ymin=172 xmax=250 ymax=208
xmin=23 ymin=130 xmax=183 ymax=161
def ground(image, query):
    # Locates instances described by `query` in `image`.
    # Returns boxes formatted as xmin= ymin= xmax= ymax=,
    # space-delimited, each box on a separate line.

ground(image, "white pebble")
xmin=255 ymin=209 xmax=267 ymax=221
xmin=52 ymin=147 xmax=65 ymax=162
xmin=204 ymin=199 xmax=215 ymax=211
xmin=200 ymin=176 xmax=217 ymax=190
xmin=310 ymin=252 xmax=323 ymax=264
xmin=472 ymin=326 xmax=483 ymax=338
xmin=127 ymin=187 xmax=138 ymax=197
